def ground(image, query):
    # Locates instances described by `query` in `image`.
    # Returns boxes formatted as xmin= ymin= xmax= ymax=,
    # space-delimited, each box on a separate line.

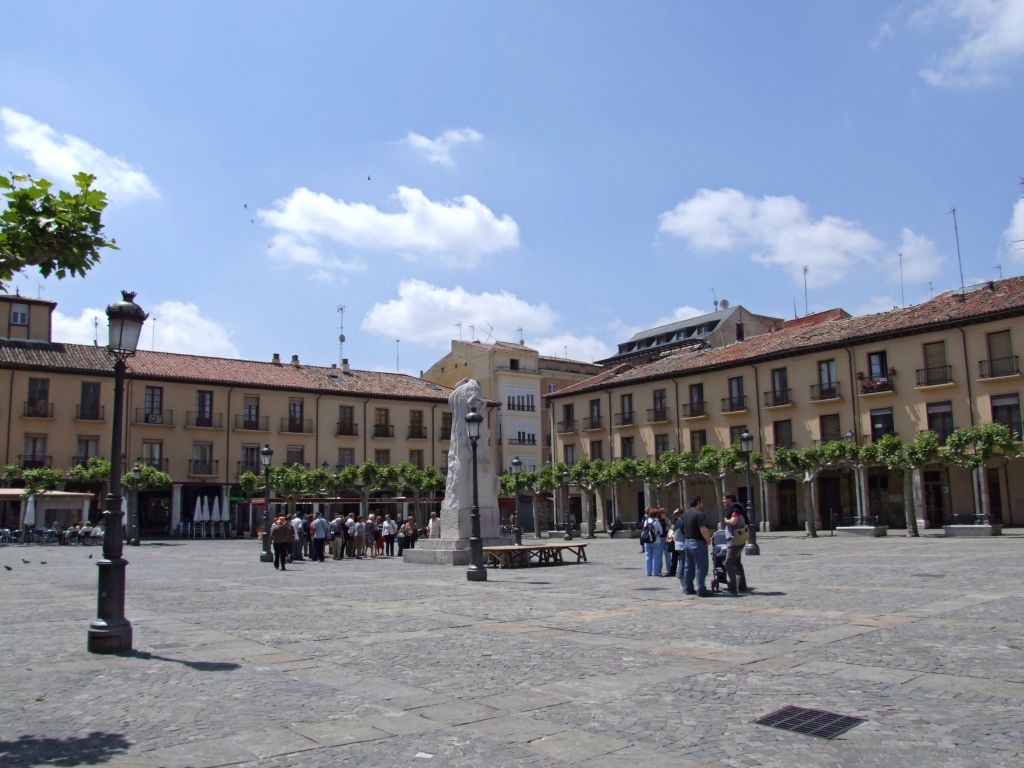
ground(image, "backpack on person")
xmin=639 ymin=522 xmax=656 ymax=544
xmin=730 ymin=525 xmax=749 ymax=548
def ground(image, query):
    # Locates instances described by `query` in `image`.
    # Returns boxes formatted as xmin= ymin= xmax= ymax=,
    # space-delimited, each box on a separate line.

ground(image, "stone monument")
xmin=403 ymin=378 xmax=503 ymax=565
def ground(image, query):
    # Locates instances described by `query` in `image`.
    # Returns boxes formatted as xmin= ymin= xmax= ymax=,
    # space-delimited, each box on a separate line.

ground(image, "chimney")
xmin=271 ymin=353 xmax=281 ymax=365
xmin=341 ymin=358 xmax=350 ymax=374
xmin=291 ymin=354 xmax=300 ymax=367
xmin=330 ymin=363 xmax=337 ymax=369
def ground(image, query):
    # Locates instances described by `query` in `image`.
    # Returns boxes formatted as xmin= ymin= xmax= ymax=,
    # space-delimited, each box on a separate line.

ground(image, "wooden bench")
xmin=483 ymin=543 xmax=588 ymax=568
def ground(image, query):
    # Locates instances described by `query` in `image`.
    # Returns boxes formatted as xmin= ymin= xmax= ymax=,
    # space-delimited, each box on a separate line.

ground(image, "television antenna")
xmin=337 ymin=305 xmax=346 ymax=365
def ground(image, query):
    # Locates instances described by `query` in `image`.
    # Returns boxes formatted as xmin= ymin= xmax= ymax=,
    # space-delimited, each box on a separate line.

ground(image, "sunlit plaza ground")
xmin=1 ymin=532 xmax=1022 ymax=768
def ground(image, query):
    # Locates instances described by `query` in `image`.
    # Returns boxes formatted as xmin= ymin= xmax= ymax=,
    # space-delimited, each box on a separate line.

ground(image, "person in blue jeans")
xmin=677 ymin=496 xmax=711 ymax=596
xmin=641 ymin=507 xmax=664 ymax=576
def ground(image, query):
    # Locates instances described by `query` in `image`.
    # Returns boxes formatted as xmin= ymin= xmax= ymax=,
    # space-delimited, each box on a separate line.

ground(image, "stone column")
xmin=171 ymin=483 xmax=182 ymax=534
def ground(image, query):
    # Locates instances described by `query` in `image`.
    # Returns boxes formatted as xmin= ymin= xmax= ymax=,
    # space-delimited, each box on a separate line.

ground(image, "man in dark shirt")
xmin=676 ymin=496 xmax=711 ymax=596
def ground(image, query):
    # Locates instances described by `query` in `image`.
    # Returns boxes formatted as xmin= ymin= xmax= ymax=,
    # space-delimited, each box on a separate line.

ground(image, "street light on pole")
xmin=562 ymin=471 xmax=573 ymax=541
xmin=259 ymin=444 xmax=274 ymax=562
xmin=511 ymin=456 xmax=523 ymax=545
xmin=740 ymin=430 xmax=760 ymax=555
xmin=87 ymin=291 xmax=147 ymax=654
xmin=466 ymin=398 xmax=487 ymax=582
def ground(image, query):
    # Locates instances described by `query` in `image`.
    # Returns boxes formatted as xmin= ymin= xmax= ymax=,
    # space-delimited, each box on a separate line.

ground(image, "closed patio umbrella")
xmin=22 ymin=494 xmax=36 ymax=529
xmin=210 ymin=496 xmax=222 ymax=523
xmin=193 ymin=496 xmax=203 ymax=522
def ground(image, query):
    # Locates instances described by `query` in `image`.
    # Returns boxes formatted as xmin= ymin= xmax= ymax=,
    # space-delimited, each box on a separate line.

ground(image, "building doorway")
xmin=818 ymin=475 xmax=841 ymax=528
xmin=923 ymin=470 xmax=944 ymax=528
xmin=987 ymin=468 xmax=1004 ymax=524
xmin=777 ymin=480 xmax=799 ymax=529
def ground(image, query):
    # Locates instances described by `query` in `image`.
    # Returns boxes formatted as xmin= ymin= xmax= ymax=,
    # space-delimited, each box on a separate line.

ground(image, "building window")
xmin=242 ymin=395 xmax=260 ymax=430
xmin=75 ymin=436 xmax=99 ymax=465
xmin=560 ymin=403 xmax=575 ymax=431
xmin=79 ymin=382 xmax=101 ymax=420
xmin=338 ymin=404 xmax=356 ymax=436
xmin=144 ymin=386 xmax=164 ymax=424
xmin=770 ymin=368 xmax=789 ymax=405
xmin=867 ymin=351 xmax=889 ymax=381
xmin=288 ymin=399 xmax=304 ymax=431
xmin=286 ymin=445 xmax=305 ymax=466
xmin=338 ymin=447 xmax=355 ymax=467
xmin=870 ymin=407 xmax=895 ymax=441
xmin=991 ymin=394 xmax=1021 ymax=435
xmin=652 ymin=389 xmax=667 ymax=420
xmin=686 ymin=382 xmax=705 ymax=417
xmin=22 ymin=434 xmax=47 ymax=467
xmin=588 ymin=398 xmax=601 ymax=429
xmin=690 ymin=430 xmax=707 ymax=454
xmin=735 ymin=321 xmax=744 ymax=342
xmin=26 ymin=377 xmax=49 ymax=417
xmin=726 ymin=376 xmax=744 ymax=410
xmin=819 ymin=413 xmax=842 ymax=443
xmin=729 ymin=425 xmax=747 ymax=445
xmin=984 ymin=330 xmax=1017 ymax=377
xmin=142 ymin=440 xmax=163 ymax=468
xmin=620 ymin=436 xmax=634 ymax=459
xmin=241 ymin=444 xmax=260 ymax=474
xmin=772 ymin=420 xmax=793 ymax=450
xmin=564 ymin=444 xmax=576 ymax=465
xmin=590 ymin=440 xmax=603 ymax=460
xmin=509 ymin=358 xmax=520 ymax=371
xmin=921 ymin=341 xmax=949 ymax=385
xmin=409 ymin=449 xmax=424 ymax=468
xmin=195 ymin=390 xmax=213 ymax=427
xmin=926 ymin=401 xmax=954 ymax=443
xmin=374 ymin=448 xmax=391 ymax=465
xmin=547 ymin=383 xmax=558 ymax=394
xmin=654 ymin=433 xmax=670 ymax=460
xmin=10 ymin=302 xmax=28 ymax=326
xmin=440 ymin=412 xmax=453 ymax=436
xmin=191 ymin=442 xmax=213 ymax=475
xmin=817 ymin=359 xmax=838 ymax=399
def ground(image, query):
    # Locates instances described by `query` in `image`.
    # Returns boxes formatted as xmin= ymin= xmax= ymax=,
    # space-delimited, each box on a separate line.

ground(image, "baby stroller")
xmin=710 ymin=530 xmax=745 ymax=593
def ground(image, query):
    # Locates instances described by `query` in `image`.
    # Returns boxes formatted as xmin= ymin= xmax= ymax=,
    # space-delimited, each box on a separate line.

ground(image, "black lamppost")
xmin=740 ymin=430 xmax=759 ymax=555
xmin=87 ymin=291 xmax=147 ymax=654
xmin=562 ymin=471 xmax=573 ymax=541
xmin=466 ymin=399 xmax=487 ymax=581
xmin=128 ymin=465 xmax=142 ymax=546
xmin=511 ymin=456 xmax=523 ymax=545
xmin=259 ymin=444 xmax=274 ymax=562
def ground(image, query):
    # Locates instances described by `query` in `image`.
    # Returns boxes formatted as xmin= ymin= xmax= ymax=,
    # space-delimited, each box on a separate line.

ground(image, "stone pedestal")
xmin=403 ymin=536 xmax=510 ymax=565
xmin=836 ymin=525 xmax=888 ymax=537
xmin=943 ymin=524 xmax=1002 ymax=537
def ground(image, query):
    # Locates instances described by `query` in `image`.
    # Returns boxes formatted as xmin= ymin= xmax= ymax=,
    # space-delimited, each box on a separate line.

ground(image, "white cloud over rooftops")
xmin=915 ymin=0 xmax=1024 ymax=87
xmin=0 ymin=107 xmax=158 ymax=203
xmin=658 ymin=187 xmax=883 ymax=287
xmin=533 ymin=333 xmax=614 ymax=363
xmin=401 ymin=127 xmax=483 ymax=166
xmin=259 ymin=186 xmax=519 ymax=269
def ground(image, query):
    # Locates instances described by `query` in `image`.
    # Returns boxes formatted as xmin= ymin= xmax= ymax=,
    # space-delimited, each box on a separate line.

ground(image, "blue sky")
xmin=3 ymin=1 xmax=1023 ymax=373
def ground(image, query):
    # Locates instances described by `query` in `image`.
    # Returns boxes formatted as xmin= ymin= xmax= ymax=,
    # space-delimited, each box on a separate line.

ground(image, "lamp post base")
xmin=466 ymin=564 xmax=488 ymax=581
xmin=87 ymin=558 xmax=132 ymax=654
xmin=744 ymin=541 xmax=760 ymax=556
xmin=87 ymin=618 xmax=133 ymax=653
xmin=260 ymin=531 xmax=273 ymax=562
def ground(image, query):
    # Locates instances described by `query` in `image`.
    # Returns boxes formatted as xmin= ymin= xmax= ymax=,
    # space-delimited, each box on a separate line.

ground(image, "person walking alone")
xmin=640 ymin=507 xmax=664 ymax=577
xmin=270 ymin=516 xmax=294 ymax=571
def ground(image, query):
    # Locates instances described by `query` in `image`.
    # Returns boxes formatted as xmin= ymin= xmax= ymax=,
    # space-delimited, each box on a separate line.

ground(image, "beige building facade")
xmin=0 ymin=295 xmax=455 ymax=535
xmin=549 ymin=279 xmax=1024 ymax=532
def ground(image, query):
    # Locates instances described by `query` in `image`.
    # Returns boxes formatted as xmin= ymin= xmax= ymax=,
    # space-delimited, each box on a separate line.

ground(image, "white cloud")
xmin=897 ymin=228 xmax=944 ymax=280
xmin=870 ymin=21 xmax=895 ymax=48
xmin=401 ymin=127 xmax=483 ymax=166
xmin=266 ymin=233 xmax=367 ymax=278
xmin=855 ymin=294 xmax=904 ymax=315
xmin=608 ymin=305 xmax=707 ymax=341
xmin=533 ymin=334 xmax=614 ymax=363
xmin=53 ymin=301 xmax=239 ymax=357
xmin=658 ymin=188 xmax=882 ymax=287
xmin=0 ymin=107 xmax=158 ymax=202
xmin=916 ymin=0 xmax=1024 ymax=87
xmin=259 ymin=186 xmax=518 ymax=268
xmin=1004 ymin=198 xmax=1024 ymax=262
xmin=361 ymin=279 xmax=557 ymax=345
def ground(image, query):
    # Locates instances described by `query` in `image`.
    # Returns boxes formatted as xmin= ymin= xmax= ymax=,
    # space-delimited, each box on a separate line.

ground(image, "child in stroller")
xmin=710 ymin=529 xmax=746 ymax=593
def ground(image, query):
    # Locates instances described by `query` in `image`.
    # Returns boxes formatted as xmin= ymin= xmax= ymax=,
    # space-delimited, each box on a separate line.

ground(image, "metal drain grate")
xmin=755 ymin=705 xmax=865 ymax=739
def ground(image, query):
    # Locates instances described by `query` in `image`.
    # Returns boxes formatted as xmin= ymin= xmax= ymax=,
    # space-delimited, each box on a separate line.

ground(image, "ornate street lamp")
xmin=510 ymin=456 xmax=523 ymax=545
xmin=128 ymin=464 xmax=143 ymax=546
xmin=87 ymin=291 xmax=147 ymax=654
xmin=466 ymin=398 xmax=487 ymax=581
xmin=740 ymin=430 xmax=759 ymax=555
xmin=259 ymin=444 xmax=274 ymax=562
xmin=562 ymin=471 xmax=573 ymax=541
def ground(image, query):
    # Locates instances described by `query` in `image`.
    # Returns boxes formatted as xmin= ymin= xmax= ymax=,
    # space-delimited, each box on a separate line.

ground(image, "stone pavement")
xmin=1 ymin=531 xmax=1022 ymax=768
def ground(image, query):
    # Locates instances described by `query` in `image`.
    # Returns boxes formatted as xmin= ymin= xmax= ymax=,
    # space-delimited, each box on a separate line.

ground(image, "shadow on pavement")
xmin=0 ymin=732 xmax=130 ymax=767
xmin=124 ymin=650 xmax=241 ymax=671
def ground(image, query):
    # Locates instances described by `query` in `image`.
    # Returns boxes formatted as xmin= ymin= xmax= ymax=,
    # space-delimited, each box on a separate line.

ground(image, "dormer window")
xmin=509 ymin=358 xmax=520 ymax=371
xmin=10 ymin=303 xmax=28 ymax=326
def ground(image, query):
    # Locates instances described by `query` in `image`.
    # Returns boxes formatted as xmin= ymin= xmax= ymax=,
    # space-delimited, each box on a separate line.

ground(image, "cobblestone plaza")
xmin=1 ymin=533 xmax=1022 ymax=767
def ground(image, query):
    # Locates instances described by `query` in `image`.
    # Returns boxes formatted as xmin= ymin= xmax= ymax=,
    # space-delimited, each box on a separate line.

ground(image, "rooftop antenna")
xmin=396 ymin=339 xmax=400 ymax=372
xmin=93 ymin=317 xmax=99 ymax=346
xmin=711 ymin=287 xmax=718 ymax=311
xmin=516 ymin=327 xmax=524 ymax=345
xmin=455 ymin=322 xmax=462 ymax=340
xmin=802 ymin=265 xmax=809 ymax=315
xmin=898 ymin=252 xmax=905 ymax=308
xmin=950 ymin=207 xmax=965 ymax=296
xmin=926 ymin=281 xmax=934 ymax=299
xmin=151 ymin=315 xmax=157 ymax=350
xmin=483 ymin=321 xmax=494 ymax=344
xmin=793 ymin=299 xmax=798 ymax=319
xmin=337 ymin=305 xmax=346 ymax=365
xmin=994 ymin=264 xmax=1003 ymax=279
xmin=469 ymin=324 xmax=475 ymax=341
xmin=564 ymin=345 xmax=568 ymax=359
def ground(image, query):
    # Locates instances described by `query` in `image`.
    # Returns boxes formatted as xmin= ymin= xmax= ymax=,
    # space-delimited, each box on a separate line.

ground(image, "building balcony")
xmin=138 ymin=457 xmax=169 ymax=472
xmin=280 ymin=417 xmax=313 ymax=434
xmin=916 ymin=365 xmax=953 ymax=387
xmin=721 ymin=396 xmax=747 ymax=413
xmin=647 ymin=408 xmax=669 ymax=423
xmin=188 ymin=459 xmax=219 ymax=477
xmin=993 ymin=418 xmax=1023 ymax=437
xmin=186 ymin=412 xmax=223 ymax=429
xmin=556 ymin=419 xmax=577 ymax=433
xmin=135 ymin=409 xmax=174 ymax=426
xmin=237 ymin=461 xmax=261 ymax=477
xmin=19 ymin=455 xmax=52 ymax=469
xmin=72 ymin=454 xmax=104 ymax=466
xmin=407 ymin=425 xmax=428 ymax=439
xmin=75 ymin=404 xmax=105 ymax=421
xmin=233 ymin=415 xmax=269 ymax=432
xmin=583 ymin=416 xmax=603 ymax=430
xmin=680 ymin=402 xmax=706 ymax=418
xmin=336 ymin=421 xmax=358 ymax=437
xmin=859 ymin=377 xmax=894 ymax=395
xmin=505 ymin=402 xmax=536 ymax=412
xmin=763 ymin=389 xmax=792 ymax=408
xmin=373 ymin=424 xmax=395 ymax=438
xmin=22 ymin=401 xmax=53 ymax=418
xmin=506 ymin=436 xmax=537 ymax=446
xmin=613 ymin=412 xmax=635 ymax=427
xmin=810 ymin=382 xmax=840 ymax=401
xmin=979 ymin=356 xmax=1020 ymax=379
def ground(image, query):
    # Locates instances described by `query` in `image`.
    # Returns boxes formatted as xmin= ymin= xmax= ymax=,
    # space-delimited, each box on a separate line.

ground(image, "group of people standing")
xmin=268 ymin=510 xmax=442 ymax=571
xmin=640 ymin=494 xmax=749 ymax=596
